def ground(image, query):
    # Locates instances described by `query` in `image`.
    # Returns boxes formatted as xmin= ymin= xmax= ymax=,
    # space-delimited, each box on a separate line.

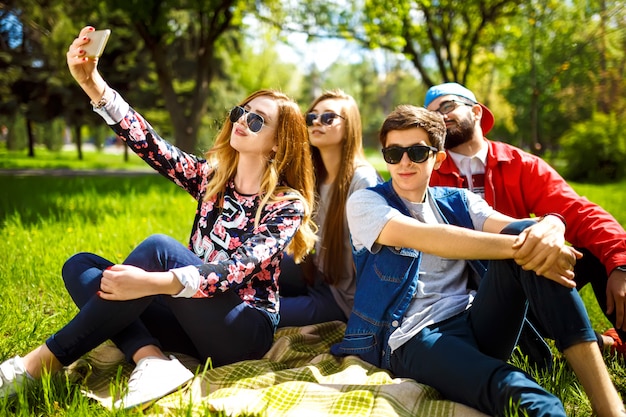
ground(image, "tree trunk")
xmin=26 ymin=118 xmax=35 ymax=157
xmin=74 ymin=125 xmax=83 ymax=161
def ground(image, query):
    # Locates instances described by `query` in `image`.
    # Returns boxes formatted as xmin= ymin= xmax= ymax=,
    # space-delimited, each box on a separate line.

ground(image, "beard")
xmin=444 ymin=115 xmax=475 ymax=150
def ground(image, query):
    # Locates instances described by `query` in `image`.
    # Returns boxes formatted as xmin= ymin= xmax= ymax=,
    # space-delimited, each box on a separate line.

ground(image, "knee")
xmin=136 ymin=234 xmax=174 ymax=251
xmin=500 ymin=220 xmax=536 ymax=236
xmin=61 ymin=252 xmax=93 ymax=284
xmin=129 ymin=234 xmax=174 ymax=258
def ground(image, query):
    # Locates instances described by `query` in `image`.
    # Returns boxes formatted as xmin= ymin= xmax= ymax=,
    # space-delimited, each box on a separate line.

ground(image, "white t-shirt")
xmin=448 ymin=147 xmax=488 ymax=197
xmin=346 ymin=186 xmax=495 ymax=352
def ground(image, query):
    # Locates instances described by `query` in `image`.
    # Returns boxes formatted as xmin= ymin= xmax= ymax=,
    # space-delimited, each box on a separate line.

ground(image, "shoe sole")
xmin=115 ymin=374 xmax=194 ymax=410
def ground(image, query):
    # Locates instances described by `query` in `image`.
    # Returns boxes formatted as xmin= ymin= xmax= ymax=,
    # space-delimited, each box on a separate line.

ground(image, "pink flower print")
xmin=157 ymin=141 xmax=172 ymax=159
xmin=182 ymin=162 xmax=197 ymax=179
xmin=259 ymin=255 xmax=272 ymax=270
xmin=228 ymin=236 xmax=241 ymax=250
xmin=212 ymin=223 xmax=226 ymax=243
xmin=193 ymin=289 xmax=210 ymax=298
xmin=265 ymin=236 xmax=278 ymax=250
xmin=256 ymin=268 xmax=271 ymax=281
xmin=242 ymin=197 xmax=255 ymax=209
xmin=128 ymin=121 xmax=147 ymax=142
xmin=239 ymin=286 xmax=256 ymax=301
xmin=205 ymin=272 xmax=219 ymax=286
xmin=227 ymin=263 xmax=245 ymax=284
xmin=200 ymin=202 xmax=211 ymax=217
xmin=243 ymin=261 xmax=256 ymax=275
xmin=252 ymin=243 xmax=271 ymax=261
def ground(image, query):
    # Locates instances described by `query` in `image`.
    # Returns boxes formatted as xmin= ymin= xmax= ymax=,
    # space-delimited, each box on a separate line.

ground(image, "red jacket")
xmin=430 ymin=139 xmax=626 ymax=275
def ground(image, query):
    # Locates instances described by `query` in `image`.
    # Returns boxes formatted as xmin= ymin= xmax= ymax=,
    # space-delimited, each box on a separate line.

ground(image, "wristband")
xmin=90 ymin=85 xmax=109 ymax=109
xmin=540 ymin=212 xmax=567 ymax=229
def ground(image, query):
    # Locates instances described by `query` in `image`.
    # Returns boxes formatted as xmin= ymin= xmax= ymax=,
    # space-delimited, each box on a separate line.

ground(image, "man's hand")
xmin=511 ymin=218 xmax=566 ymax=276
xmin=606 ymin=269 xmax=626 ymax=330
xmin=535 ymin=246 xmax=582 ymax=288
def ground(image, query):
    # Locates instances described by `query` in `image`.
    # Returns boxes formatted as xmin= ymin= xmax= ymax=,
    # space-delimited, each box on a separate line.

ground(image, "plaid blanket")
xmin=66 ymin=321 xmax=488 ymax=416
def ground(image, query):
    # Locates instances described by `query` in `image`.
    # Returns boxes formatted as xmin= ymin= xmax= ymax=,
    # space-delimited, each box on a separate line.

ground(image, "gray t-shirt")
xmin=346 ymin=186 xmax=495 ymax=352
xmin=315 ymin=164 xmax=381 ymax=317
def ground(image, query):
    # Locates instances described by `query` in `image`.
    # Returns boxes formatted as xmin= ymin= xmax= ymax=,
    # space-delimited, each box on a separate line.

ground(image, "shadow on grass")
xmin=0 ymin=174 xmax=185 ymax=226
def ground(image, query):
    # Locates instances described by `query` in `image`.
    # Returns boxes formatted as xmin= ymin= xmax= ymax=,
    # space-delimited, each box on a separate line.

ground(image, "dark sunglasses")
xmin=381 ymin=144 xmax=438 ymax=164
xmin=433 ymin=100 xmax=474 ymax=115
xmin=305 ymin=112 xmax=345 ymax=126
xmin=229 ymin=106 xmax=265 ymax=133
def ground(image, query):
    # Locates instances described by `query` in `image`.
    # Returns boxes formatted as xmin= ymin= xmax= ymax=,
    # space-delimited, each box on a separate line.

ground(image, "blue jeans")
xmin=47 ymin=234 xmax=275 ymax=367
xmin=277 ymin=254 xmax=347 ymax=328
xmin=389 ymin=225 xmax=596 ymax=417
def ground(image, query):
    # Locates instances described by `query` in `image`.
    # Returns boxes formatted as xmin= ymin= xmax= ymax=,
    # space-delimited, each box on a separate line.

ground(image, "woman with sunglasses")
xmin=0 ymin=26 xmax=316 ymax=410
xmin=278 ymin=89 xmax=381 ymax=328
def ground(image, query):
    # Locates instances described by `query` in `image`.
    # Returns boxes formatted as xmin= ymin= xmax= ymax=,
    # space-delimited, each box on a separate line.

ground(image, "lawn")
xmin=0 ymin=147 xmax=625 ymax=415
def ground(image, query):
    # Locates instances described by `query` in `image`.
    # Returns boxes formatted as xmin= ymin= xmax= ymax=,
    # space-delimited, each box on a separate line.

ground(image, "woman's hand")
xmin=99 ymin=264 xmax=156 ymax=301
xmin=99 ymin=264 xmax=185 ymax=301
xmin=66 ymin=26 xmax=107 ymax=102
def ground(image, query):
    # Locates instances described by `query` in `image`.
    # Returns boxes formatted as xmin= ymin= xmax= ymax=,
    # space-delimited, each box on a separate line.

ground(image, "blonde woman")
xmin=278 ymin=89 xmax=381 ymax=327
xmin=0 ymin=26 xmax=316 ymax=410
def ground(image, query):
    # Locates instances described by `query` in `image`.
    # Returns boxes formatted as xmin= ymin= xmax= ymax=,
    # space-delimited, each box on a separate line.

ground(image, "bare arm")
xmin=378 ymin=214 xmax=517 ymax=260
xmin=377 ymin=213 xmax=578 ymax=288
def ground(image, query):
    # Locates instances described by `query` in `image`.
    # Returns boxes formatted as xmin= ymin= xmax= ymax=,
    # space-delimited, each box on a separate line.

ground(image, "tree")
xmin=89 ymin=0 xmax=247 ymax=153
xmin=267 ymin=0 xmax=523 ymax=86
xmin=501 ymin=0 xmax=626 ymax=153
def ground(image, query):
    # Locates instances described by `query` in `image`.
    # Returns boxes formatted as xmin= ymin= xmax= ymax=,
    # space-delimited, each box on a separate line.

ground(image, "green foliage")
xmin=561 ymin=112 xmax=626 ymax=182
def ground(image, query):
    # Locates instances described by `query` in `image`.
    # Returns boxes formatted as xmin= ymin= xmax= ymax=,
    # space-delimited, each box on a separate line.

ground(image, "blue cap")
xmin=424 ymin=82 xmax=495 ymax=134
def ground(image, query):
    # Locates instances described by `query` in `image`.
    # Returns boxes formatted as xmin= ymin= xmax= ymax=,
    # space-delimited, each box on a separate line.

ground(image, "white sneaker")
xmin=0 ymin=356 xmax=32 ymax=398
xmin=114 ymin=355 xmax=194 ymax=410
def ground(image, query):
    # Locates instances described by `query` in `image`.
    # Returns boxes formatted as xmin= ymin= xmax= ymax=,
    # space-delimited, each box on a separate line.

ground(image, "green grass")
xmin=0 ymin=146 xmax=150 ymax=171
xmin=1 ymin=148 xmax=625 ymax=415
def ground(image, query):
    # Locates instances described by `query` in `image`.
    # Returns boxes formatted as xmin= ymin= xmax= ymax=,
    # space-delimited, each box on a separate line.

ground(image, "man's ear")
xmin=433 ymin=150 xmax=447 ymax=170
xmin=472 ymin=104 xmax=482 ymax=124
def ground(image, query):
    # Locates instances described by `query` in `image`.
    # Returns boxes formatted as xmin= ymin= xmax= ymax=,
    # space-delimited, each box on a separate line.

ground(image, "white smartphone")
xmin=84 ymin=29 xmax=111 ymax=58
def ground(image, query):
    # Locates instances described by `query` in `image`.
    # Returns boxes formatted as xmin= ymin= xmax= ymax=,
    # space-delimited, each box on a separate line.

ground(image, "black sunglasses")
xmin=433 ymin=100 xmax=474 ymax=115
xmin=305 ymin=112 xmax=345 ymax=126
xmin=229 ymin=106 xmax=265 ymax=133
xmin=381 ymin=144 xmax=438 ymax=164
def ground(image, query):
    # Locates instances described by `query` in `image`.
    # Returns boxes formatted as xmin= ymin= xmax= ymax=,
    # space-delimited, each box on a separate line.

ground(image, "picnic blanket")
xmin=65 ymin=320 xmax=488 ymax=416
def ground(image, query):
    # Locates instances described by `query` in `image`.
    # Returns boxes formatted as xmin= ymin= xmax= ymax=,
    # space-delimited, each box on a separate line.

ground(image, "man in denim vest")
xmin=331 ymin=105 xmax=623 ymax=417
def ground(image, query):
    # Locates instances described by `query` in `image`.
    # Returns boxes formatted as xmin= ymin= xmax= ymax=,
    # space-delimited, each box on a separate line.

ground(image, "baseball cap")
xmin=424 ymin=82 xmax=495 ymax=134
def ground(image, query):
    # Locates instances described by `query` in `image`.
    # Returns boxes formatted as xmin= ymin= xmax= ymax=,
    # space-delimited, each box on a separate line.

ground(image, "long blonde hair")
xmin=203 ymin=89 xmax=316 ymax=262
xmin=307 ymin=89 xmax=367 ymax=285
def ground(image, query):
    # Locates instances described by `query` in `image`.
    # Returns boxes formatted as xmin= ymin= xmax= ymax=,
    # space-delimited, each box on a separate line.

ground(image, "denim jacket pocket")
xmin=336 ymin=332 xmax=377 ymax=354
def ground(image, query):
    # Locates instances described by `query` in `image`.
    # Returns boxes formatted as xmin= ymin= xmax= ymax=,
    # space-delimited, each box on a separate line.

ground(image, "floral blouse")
xmin=98 ymin=94 xmax=304 ymax=314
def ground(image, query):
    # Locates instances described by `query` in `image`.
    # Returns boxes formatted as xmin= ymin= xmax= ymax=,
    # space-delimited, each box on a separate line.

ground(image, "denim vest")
xmin=331 ymin=181 xmax=487 ymax=370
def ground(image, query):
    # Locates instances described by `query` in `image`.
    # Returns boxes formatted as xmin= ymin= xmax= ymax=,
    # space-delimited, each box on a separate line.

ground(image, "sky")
xmin=275 ymin=32 xmax=364 ymax=71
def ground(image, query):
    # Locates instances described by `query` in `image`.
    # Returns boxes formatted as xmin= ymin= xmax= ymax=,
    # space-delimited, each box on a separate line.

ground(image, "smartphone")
xmin=84 ymin=29 xmax=111 ymax=58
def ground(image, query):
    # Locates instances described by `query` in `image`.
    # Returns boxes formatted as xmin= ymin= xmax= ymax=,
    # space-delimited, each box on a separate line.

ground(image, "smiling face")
xmin=230 ymin=95 xmax=279 ymax=157
xmin=385 ymin=127 xmax=446 ymax=202
xmin=307 ymin=98 xmax=346 ymax=152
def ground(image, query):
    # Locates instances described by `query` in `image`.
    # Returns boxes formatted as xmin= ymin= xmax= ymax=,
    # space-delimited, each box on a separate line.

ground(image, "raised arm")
xmin=66 ymin=26 xmax=109 ymax=106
